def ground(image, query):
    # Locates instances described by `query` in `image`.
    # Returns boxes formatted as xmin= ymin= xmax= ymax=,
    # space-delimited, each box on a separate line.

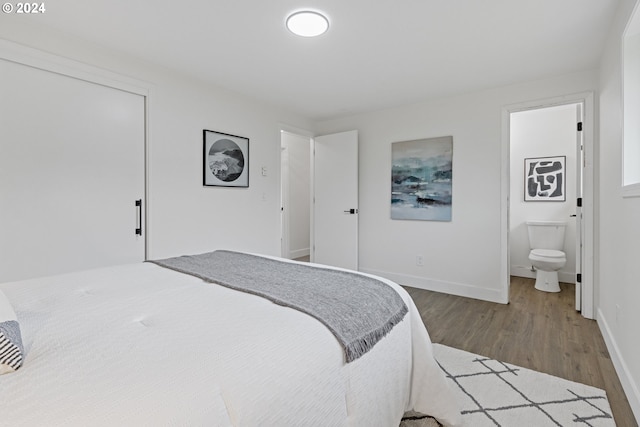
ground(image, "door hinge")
xmin=577 ymin=122 xmax=583 ymax=131
xmin=577 ymin=197 xmax=582 ymax=207
xmin=577 ymin=273 xmax=582 ymax=283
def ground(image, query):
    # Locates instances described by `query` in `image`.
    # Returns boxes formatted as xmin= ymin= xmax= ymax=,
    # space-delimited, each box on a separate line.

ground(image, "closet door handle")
xmin=135 ymin=199 xmax=142 ymax=236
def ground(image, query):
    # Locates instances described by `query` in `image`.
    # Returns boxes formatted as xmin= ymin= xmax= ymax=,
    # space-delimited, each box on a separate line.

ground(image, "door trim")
xmin=501 ymin=92 xmax=595 ymax=318
xmin=0 ymin=39 xmax=151 ymax=259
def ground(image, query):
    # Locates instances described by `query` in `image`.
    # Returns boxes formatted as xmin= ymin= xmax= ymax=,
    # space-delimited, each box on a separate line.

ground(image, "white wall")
xmin=281 ymin=132 xmax=311 ymax=259
xmin=598 ymin=0 xmax=640 ymax=420
xmin=0 ymin=21 xmax=313 ymax=260
xmin=315 ymin=71 xmax=597 ymax=304
xmin=509 ymin=104 xmax=577 ymax=283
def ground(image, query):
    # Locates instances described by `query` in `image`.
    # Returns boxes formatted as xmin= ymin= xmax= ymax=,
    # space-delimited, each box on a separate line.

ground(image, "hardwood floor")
xmin=405 ymin=276 xmax=638 ymax=427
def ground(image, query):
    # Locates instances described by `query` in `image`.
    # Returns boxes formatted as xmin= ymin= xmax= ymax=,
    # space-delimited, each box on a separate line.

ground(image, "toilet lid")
xmin=531 ymin=249 xmax=565 ymax=259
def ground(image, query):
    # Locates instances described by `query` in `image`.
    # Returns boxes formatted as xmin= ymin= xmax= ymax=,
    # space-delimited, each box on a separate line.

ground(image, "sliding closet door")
xmin=0 ymin=59 xmax=145 ymax=283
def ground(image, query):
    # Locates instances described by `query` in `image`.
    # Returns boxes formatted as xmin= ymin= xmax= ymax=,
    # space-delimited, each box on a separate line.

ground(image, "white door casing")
xmin=313 ymin=130 xmax=359 ymax=270
xmin=0 ymin=58 xmax=146 ymax=282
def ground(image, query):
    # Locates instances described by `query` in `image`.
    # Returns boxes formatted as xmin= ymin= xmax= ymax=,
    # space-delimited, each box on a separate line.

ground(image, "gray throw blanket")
xmin=148 ymin=250 xmax=408 ymax=362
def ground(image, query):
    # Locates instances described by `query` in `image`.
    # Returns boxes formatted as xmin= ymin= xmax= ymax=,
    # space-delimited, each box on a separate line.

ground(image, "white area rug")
xmin=401 ymin=344 xmax=615 ymax=427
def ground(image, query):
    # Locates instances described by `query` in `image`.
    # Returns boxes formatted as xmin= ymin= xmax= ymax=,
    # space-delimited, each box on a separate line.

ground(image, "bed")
xmin=0 ymin=251 xmax=461 ymax=426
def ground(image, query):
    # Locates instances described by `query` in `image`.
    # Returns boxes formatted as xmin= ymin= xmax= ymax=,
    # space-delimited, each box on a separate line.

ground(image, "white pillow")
xmin=0 ymin=289 xmax=23 ymax=374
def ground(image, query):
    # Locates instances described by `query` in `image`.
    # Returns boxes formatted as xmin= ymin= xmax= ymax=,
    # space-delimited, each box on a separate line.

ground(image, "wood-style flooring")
xmin=404 ymin=276 xmax=638 ymax=427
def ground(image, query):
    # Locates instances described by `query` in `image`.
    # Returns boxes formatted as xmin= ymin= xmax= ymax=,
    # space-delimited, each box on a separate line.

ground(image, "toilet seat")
xmin=530 ymin=249 xmax=565 ymax=260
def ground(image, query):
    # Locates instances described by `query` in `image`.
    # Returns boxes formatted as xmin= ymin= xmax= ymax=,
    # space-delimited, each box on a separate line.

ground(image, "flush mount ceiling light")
xmin=286 ymin=11 xmax=329 ymax=37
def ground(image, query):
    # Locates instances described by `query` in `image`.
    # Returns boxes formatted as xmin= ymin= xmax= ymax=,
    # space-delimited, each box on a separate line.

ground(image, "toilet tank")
xmin=526 ymin=221 xmax=567 ymax=250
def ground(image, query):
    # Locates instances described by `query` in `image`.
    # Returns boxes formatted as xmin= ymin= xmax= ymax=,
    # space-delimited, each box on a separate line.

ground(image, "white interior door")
xmin=0 ymin=59 xmax=145 ymax=283
xmin=313 ymin=130 xmax=358 ymax=270
xmin=575 ymin=103 xmax=584 ymax=311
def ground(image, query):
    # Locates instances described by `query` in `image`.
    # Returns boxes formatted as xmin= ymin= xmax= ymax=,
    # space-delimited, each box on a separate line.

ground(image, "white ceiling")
xmin=21 ymin=0 xmax=619 ymax=120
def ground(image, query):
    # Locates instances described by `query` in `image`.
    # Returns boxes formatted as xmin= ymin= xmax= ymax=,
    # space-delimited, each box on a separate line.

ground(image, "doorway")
xmin=280 ymin=128 xmax=359 ymax=270
xmin=509 ymin=104 xmax=580 ymax=291
xmin=280 ymin=130 xmax=312 ymax=261
xmin=502 ymin=93 xmax=594 ymax=319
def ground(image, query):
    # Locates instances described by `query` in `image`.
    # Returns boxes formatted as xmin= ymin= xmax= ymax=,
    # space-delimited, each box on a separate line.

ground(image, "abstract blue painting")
xmin=391 ymin=136 xmax=453 ymax=221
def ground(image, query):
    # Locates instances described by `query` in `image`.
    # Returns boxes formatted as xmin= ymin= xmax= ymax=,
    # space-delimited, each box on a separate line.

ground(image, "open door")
xmin=313 ymin=130 xmax=358 ymax=270
xmin=575 ymin=104 xmax=584 ymax=311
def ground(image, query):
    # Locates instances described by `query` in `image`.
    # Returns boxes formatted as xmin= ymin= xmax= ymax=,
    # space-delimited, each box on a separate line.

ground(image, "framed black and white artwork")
xmin=203 ymin=129 xmax=249 ymax=187
xmin=524 ymin=156 xmax=565 ymax=201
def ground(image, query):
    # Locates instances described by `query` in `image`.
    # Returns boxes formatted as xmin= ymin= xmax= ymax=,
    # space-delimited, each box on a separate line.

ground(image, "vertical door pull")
xmin=135 ymin=199 xmax=142 ymax=236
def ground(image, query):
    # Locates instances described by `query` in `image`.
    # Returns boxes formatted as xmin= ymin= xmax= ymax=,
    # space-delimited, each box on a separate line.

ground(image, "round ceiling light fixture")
xmin=286 ymin=11 xmax=329 ymax=37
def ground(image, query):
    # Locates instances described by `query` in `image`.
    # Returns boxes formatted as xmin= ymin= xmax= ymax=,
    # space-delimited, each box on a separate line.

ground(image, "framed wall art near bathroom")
xmin=524 ymin=155 xmax=565 ymax=201
xmin=203 ymin=129 xmax=249 ymax=187
xmin=391 ymin=135 xmax=453 ymax=221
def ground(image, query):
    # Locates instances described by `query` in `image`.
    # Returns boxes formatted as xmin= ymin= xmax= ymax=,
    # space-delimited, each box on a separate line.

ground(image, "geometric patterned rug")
xmin=401 ymin=344 xmax=616 ymax=427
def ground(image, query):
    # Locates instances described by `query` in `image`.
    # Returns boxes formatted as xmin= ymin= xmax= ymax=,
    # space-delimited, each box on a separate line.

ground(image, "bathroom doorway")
xmin=503 ymin=93 xmax=594 ymax=319
xmin=510 ymin=104 xmax=579 ymax=286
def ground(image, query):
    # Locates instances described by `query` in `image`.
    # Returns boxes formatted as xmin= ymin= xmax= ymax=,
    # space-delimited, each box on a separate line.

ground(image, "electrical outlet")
xmin=416 ymin=255 xmax=424 ymax=267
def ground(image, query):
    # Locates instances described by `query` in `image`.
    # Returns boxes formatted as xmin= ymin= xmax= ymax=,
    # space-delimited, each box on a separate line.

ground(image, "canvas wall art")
xmin=524 ymin=156 xmax=565 ymax=201
xmin=391 ymin=136 xmax=453 ymax=221
xmin=203 ymin=129 xmax=249 ymax=187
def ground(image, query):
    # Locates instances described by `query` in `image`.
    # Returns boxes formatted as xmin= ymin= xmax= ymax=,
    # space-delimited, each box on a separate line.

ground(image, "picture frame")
xmin=391 ymin=136 xmax=453 ymax=221
xmin=524 ymin=156 xmax=565 ymax=201
xmin=203 ymin=129 xmax=249 ymax=187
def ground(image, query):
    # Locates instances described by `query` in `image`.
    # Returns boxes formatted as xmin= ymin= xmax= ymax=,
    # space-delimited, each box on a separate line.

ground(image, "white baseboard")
xmin=289 ymin=248 xmax=310 ymax=260
xmin=597 ymin=308 xmax=640 ymax=423
xmin=360 ymin=268 xmax=505 ymax=304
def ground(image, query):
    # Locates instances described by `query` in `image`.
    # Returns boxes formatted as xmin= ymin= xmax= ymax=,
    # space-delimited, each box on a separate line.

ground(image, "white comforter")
xmin=0 ymin=257 xmax=460 ymax=427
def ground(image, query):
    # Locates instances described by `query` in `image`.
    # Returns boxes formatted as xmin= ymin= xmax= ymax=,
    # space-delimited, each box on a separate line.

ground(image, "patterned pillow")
xmin=0 ymin=290 xmax=23 ymax=374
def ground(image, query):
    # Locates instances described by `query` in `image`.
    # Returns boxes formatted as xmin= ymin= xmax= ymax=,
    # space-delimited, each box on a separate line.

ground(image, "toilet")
xmin=526 ymin=220 xmax=567 ymax=292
